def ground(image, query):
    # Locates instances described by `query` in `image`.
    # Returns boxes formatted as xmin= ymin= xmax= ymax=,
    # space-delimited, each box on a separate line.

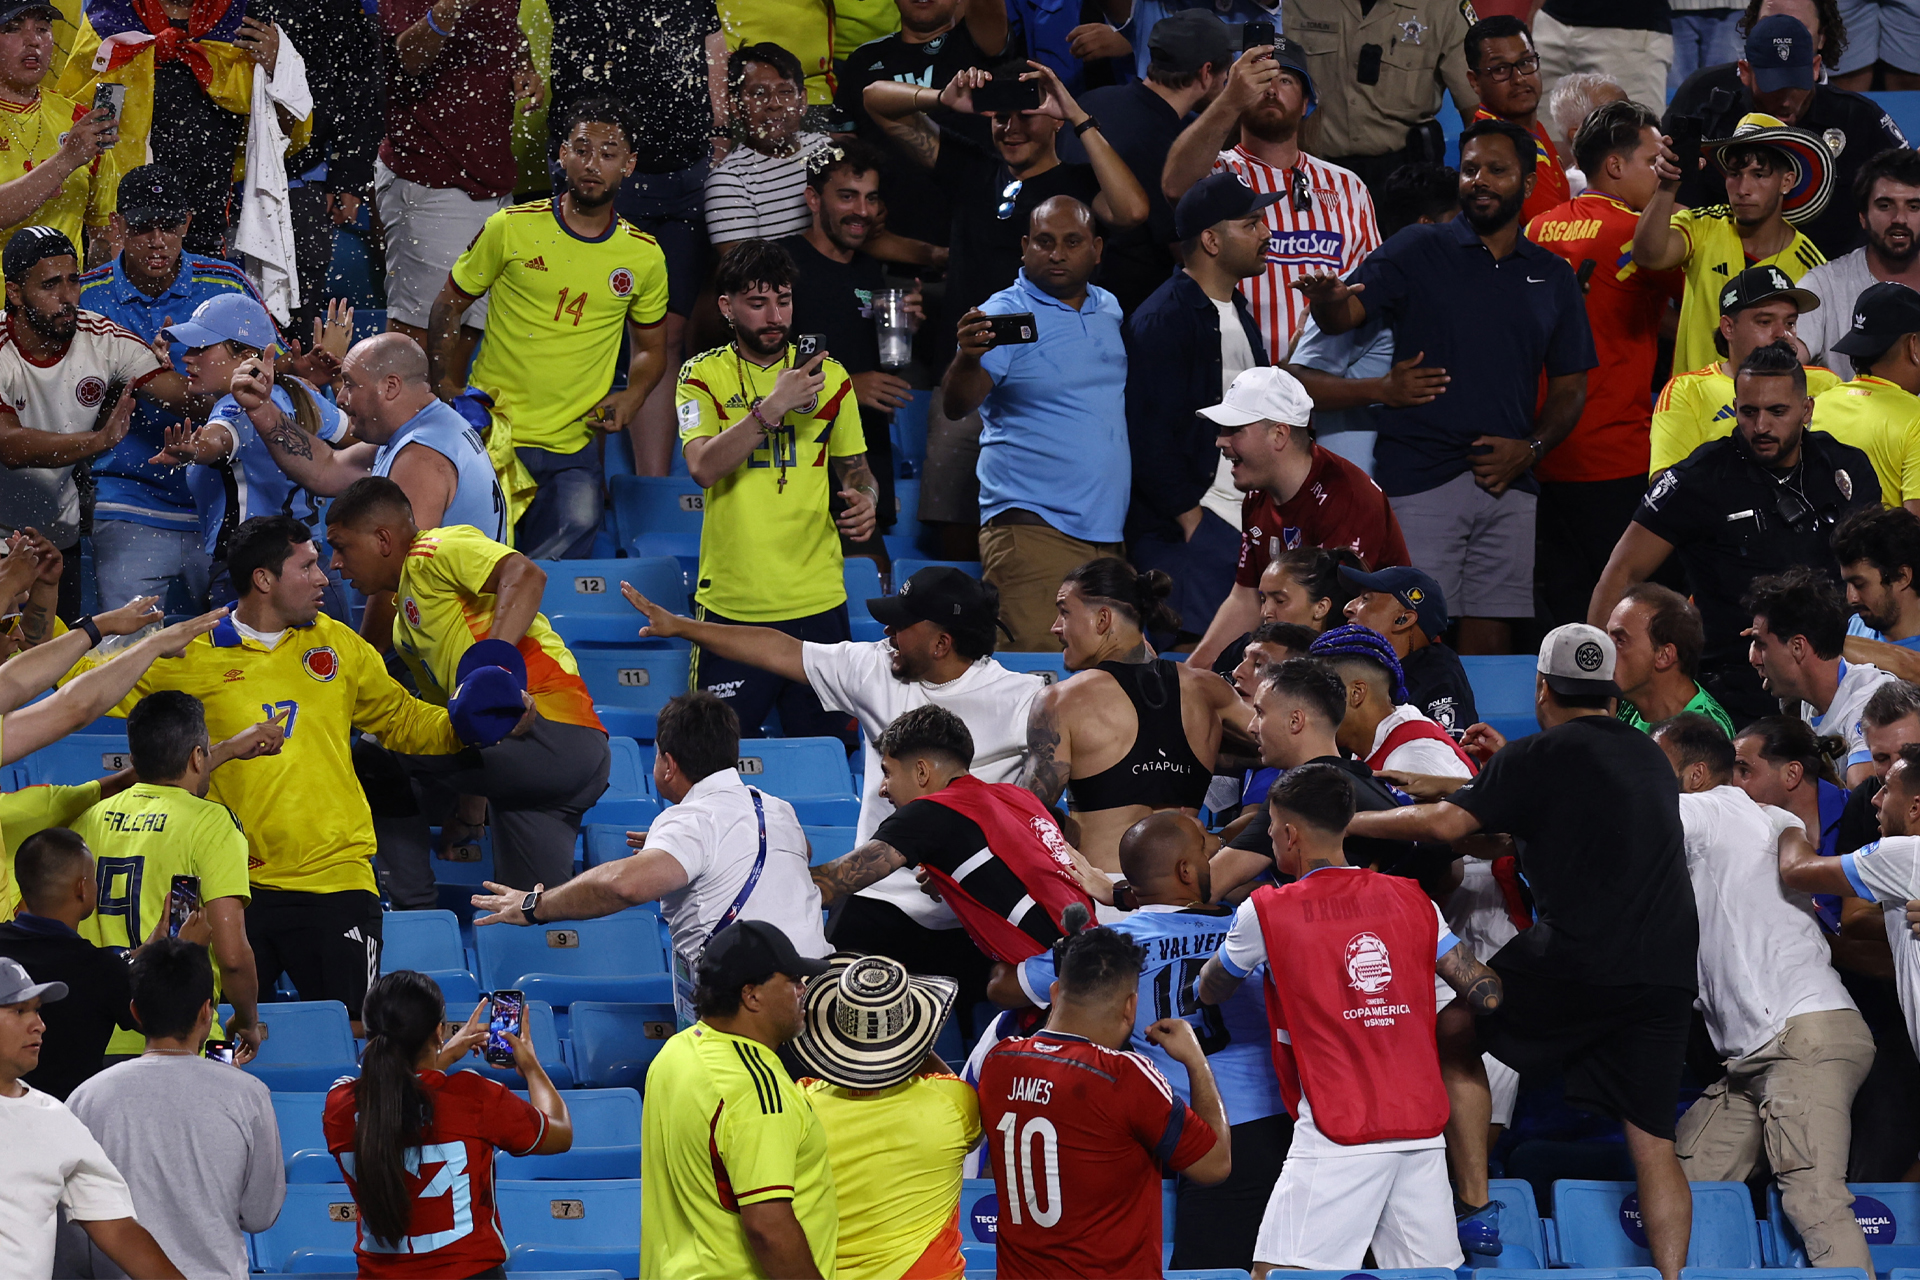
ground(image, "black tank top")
xmin=1067 ymin=658 xmax=1213 ymax=813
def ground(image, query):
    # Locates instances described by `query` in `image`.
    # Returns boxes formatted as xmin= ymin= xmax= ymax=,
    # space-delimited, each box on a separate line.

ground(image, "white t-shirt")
xmin=1368 ymin=705 xmax=1473 ymax=778
xmin=1218 ymin=874 xmax=1456 ymax=1157
xmin=801 ymin=640 xmax=1045 ymax=926
xmin=704 ymin=132 xmax=832 ymax=244
xmin=1795 ymin=247 xmax=1877 ymax=380
xmin=1198 ymin=299 xmax=1260 ymax=530
xmin=1680 ymin=786 xmax=1854 ymax=1060
xmin=647 ymin=767 xmax=829 ymax=963
xmin=1841 ymin=835 xmax=1920 ymax=1058
xmin=0 ymin=312 xmax=165 ymax=547
xmin=1801 ymin=660 xmax=1894 ymax=772
xmin=0 ymin=1083 xmax=138 ymax=1278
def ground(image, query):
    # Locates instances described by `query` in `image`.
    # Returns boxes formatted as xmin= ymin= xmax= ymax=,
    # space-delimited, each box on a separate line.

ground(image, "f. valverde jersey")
xmin=451 ymin=198 xmax=670 ymax=455
xmin=392 ymin=525 xmax=603 ymax=732
xmin=112 ymin=613 xmax=463 ymax=894
xmin=1650 ymin=361 xmax=1843 ymax=474
xmin=675 ymin=344 xmax=865 ymax=621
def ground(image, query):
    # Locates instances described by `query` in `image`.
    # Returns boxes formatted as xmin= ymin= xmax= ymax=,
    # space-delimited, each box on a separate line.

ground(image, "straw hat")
xmin=788 ymin=952 xmax=958 ymax=1090
xmin=1705 ymin=111 xmax=1834 ymax=226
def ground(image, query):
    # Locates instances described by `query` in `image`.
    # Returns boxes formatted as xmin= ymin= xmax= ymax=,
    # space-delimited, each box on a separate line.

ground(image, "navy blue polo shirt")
xmin=1346 ymin=217 xmax=1596 ymax=498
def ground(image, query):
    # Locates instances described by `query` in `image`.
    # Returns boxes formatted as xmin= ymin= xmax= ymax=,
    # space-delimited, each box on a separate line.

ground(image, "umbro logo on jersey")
xmin=525 ymin=256 xmax=549 ymax=271
xmin=223 ymin=669 xmax=245 ymax=682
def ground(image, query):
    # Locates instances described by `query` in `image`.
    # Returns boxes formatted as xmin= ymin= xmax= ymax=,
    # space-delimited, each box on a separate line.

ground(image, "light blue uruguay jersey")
xmin=79 ymin=253 xmax=264 ymax=529
xmin=1018 ymin=903 xmax=1285 ymax=1122
xmin=193 ymin=382 xmax=348 ymax=555
xmin=374 ymin=399 xmax=507 ymax=542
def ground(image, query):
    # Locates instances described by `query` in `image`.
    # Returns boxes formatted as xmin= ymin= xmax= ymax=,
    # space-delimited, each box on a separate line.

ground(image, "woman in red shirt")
xmin=324 ymin=972 xmax=573 ymax=1278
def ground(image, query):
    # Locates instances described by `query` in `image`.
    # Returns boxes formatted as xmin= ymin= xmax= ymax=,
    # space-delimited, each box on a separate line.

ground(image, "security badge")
xmin=1397 ymin=17 xmax=1426 ymax=43
xmin=1824 ymin=127 xmax=1847 ymax=158
xmin=1837 ymin=469 xmax=1853 ymax=500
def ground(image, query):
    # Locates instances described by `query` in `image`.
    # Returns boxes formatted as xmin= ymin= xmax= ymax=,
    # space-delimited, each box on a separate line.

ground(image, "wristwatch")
xmin=519 ymin=889 xmax=543 ymax=926
xmin=1527 ymin=438 xmax=1547 ymax=464
xmin=1073 ymin=114 xmax=1101 ymax=137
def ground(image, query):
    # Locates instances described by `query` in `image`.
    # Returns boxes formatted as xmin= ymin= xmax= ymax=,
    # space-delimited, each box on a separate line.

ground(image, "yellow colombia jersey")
xmin=1650 ymin=361 xmax=1843 ymax=473
xmin=641 ymin=1021 xmax=838 ymax=1280
xmin=676 ymin=345 xmax=865 ymax=622
xmin=0 ymin=778 xmax=101 ymax=921
xmin=800 ymin=1072 xmax=983 ymax=1280
xmin=393 ymin=524 xmax=604 ymax=732
xmin=0 ymin=86 xmax=118 ymax=256
xmin=115 ymin=612 xmax=462 ymax=895
xmin=452 ymin=198 xmax=669 ymax=456
xmin=73 ymin=782 xmax=248 ymax=1053
xmin=1670 ymin=206 xmax=1825 ymax=378
xmin=1813 ymin=375 xmax=1920 ymax=507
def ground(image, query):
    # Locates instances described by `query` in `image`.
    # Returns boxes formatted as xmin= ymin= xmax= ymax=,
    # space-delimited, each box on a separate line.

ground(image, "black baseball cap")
xmin=2 ymin=225 xmax=75 ymax=283
xmin=0 ymin=4 xmax=61 ymax=26
xmin=117 ymin=165 xmax=192 ymax=229
xmin=698 ymin=920 xmax=832 ymax=994
xmin=1745 ymin=14 xmax=1817 ymax=93
xmin=1832 ymin=281 xmax=1920 ymax=358
xmin=1148 ymin=10 xmax=1235 ymax=76
xmin=1248 ymin=35 xmax=1318 ymax=111
xmin=868 ymin=566 xmax=1004 ymax=650
xmin=1174 ymin=170 xmax=1283 ymax=240
xmin=1718 ymin=263 xmax=1818 ymax=318
xmin=1339 ymin=565 xmax=1449 ymax=640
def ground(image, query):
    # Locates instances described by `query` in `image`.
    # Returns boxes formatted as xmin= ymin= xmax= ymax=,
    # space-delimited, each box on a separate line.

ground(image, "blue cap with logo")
xmin=1745 ymin=14 xmax=1817 ymax=93
xmin=1339 ymin=564 xmax=1449 ymax=641
xmin=1174 ymin=171 xmax=1283 ymax=241
xmin=161 ymin=292 xmax=281 ymax=354
xmin=448 ymin=638 xmax=528 ymax=747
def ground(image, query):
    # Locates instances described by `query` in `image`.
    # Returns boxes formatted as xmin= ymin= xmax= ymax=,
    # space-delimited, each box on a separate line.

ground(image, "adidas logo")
xmin=1712 ymin=263 xmax=1730 ymax=276
xmin=525 ymin=256 xmax=548 ymax=271
xmin=725 ymin=394 xmax=747 ymax=407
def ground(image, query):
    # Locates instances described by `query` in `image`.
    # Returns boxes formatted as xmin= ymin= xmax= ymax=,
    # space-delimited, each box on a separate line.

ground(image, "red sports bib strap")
xmin=1366 ymin=719 xmax=1478 ymax=776
xmin=920 ymin=775 xmax=1095 ymax=962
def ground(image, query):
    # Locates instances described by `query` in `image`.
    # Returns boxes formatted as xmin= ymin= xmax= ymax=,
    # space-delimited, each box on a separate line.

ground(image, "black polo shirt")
xmin=0 ymin=916 xmax=134 ymax=1100
xmin=1402 ymin=641 xmax=1478 ymax=735
xmin=1632 ymin=427 xmax=1880 ymax=719
xmin=1345 ymin=216 xmax=1597 ymax=498
xmin=1663 ymin=68 xmax=1908 ymax=260
xmin=1060 ymin=79 xmax=1185 ymax=314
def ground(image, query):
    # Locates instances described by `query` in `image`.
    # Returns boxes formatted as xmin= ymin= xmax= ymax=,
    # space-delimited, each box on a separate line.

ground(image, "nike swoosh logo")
xmin=1526 ymin=276 xmax=1546 ymax=283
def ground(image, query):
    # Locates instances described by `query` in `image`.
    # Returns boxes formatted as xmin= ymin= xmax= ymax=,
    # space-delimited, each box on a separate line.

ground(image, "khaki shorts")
xmin=373 ymin=157 xmax=507 ymax=330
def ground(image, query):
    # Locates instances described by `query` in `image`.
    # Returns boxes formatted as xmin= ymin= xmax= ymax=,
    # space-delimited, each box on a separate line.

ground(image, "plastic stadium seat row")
xmin=474 ymin=912 xmax=671 ymax=1009
xmin=1460 ymin=654 xmax=1539 ymax=743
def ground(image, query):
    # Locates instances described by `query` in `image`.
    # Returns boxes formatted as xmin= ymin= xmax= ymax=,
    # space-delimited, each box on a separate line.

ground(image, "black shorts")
xmin=246 ymin=888 xmax=383 ymax=1021
xmin=691 ymin=604 xmax=858 ymax=747
xmin=1477 ymin=966 xmax=1694 ymax=1141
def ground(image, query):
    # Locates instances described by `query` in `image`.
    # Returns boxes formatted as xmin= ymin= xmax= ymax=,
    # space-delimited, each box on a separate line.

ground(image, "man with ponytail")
xmin=1019 ymin=557 xmax=1247 ymax=872
xmin=322 ymin=971 xmax=571 ymax=1278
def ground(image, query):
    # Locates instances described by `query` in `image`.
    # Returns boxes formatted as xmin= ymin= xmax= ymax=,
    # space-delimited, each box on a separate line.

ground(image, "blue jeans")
xmin=515 ymin=444 xmax=603 ymax=560
xmin=92 ymin=520 xmax=211 ymax=614
xmin=1670 ymin=10 xmax=1743 ymax=95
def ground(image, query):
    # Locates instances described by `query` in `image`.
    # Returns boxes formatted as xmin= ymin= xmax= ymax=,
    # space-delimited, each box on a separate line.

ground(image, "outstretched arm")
xmin=810 ymin=839 xmax=910 ymax=908
xmin=621 ymin=583 xmax=808 ymax=682
xmin=1777 ymin=824 xmax=1856 ymax=896
xmin=1436 ymin=942 xmax=1502 ymax=1013
xmin=471 ymin=847 xmax=693 ymax=926
xmin=1346 ymin=800 xmax=1482 ymax=844
xmin=1588 ymin=522 xmax=1675 ymax=630
xmin=1630 ymin=133 xmax=1690 ymax=272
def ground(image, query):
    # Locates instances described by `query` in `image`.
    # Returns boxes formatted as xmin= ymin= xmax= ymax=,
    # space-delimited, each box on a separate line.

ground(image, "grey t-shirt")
xmin=66 ymin=1055 xmax=284 ymax=1280
xmin=1796 ymin=248 xmax=1878 ymax=380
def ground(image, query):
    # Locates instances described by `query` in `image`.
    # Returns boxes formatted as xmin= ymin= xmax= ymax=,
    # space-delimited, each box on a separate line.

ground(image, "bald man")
xmin=245 ymin=332 xmax=508 ymax=543
xmin=988 ymin=811 xmax=1292 ymax=1271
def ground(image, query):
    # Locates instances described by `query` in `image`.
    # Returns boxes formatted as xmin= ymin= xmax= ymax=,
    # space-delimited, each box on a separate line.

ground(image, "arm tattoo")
xmin=832 ymin=453 xmax=880 ymax=504
xmin=880 ymin=111 xmax=940 ymax=169
xmin=810 ymin=839 xmax=907 ymax=906
xmin=260 ymin=404 xmax=314 ymax=461
xmin=1436 ymin=944 xmax=1502 ymax=1014
xmin=20 ymin=599 xmax=49 ymax=645
xmin=1019 ymin=697 xmax=1070 ymax=807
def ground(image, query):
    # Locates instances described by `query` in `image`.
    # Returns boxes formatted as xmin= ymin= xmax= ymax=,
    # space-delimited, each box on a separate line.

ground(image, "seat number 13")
xmin=553 ymin=288 xmax=587 ymax=326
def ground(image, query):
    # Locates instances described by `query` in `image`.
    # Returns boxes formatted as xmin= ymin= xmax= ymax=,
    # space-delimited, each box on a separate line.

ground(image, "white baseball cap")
xmin=1197 ymin=366 xmax=1314 ymax=429
xmin=1537 ymin=623 xmax=1622 ymax=698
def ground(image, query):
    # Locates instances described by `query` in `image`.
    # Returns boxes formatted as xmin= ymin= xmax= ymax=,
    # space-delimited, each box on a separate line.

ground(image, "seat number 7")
xmin=553 ymin=288 xmax=587 ymax=327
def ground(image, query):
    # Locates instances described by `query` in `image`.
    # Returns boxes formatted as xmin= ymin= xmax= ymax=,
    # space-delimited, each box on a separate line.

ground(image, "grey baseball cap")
xmin=1538 ymin=623 xmax=1621 ymax=698
xmin=0 ymin=956 xmax=66 ymax=1007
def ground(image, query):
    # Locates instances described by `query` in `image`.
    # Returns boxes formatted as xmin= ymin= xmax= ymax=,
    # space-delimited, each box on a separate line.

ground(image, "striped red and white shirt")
xmin=1211 ymin=147 xmax=1380 ymax=361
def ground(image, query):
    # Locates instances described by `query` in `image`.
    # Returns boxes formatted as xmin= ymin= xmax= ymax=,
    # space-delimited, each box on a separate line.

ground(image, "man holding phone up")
xmin=675 ymin=239 xmax=876 ymax=743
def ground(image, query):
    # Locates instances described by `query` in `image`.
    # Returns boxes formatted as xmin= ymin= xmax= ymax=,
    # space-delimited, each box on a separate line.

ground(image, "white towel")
xmin=232 ymin=30 xmax=313 ymax=325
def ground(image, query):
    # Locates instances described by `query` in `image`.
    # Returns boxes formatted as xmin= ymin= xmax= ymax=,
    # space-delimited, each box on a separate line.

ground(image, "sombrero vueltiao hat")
xmin=1705 ymin=111 xmax=1834 ymax=226
xmin=788 ymin=952 xmax=958 ymax=1090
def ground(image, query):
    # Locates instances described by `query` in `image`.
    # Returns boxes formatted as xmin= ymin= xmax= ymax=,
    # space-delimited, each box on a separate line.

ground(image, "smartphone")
xmin=91 ymin=82 xmax=126 ymax=122
xmin=794 ymin=333 xmax=826 ymax=363
xmin=167 ymin=875 xmax=200 ymax=938
xmin=985 ymin=313 xmax=1039 ymax=347
xmin=484 ymin=990 xmax=523 ymax=1067
xmin=1670 ymin=114 xmax=1704 ymax=179
xmin=1243 ymin=18 xmax=1276 ymax=50
xmin=972 ymin=74 xmax=1042 ymax=115
xmin=203 ymin=1039 xmax=235 ymax=1065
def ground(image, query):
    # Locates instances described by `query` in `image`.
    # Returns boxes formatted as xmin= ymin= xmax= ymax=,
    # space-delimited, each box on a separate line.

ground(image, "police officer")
xmin=1590 ymin=341 xmax=1881 ymax=721
xmin=1665 ymin=13 xmax=1907 ymax=260
xmin=1283 ymin=0 xmax=1480 ymax=191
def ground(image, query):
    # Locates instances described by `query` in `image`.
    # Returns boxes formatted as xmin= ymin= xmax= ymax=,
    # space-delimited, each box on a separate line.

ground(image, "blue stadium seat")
xmin=579 ymin=796 xmax=663 ymax=834
xmin=960 ymin=1241 xmax=997 ymax=1269
xmin=569 ymin=1001 xmax=678 ymax=1088
xmin=474 ymin=913 xmax=671 ymax=1007
xmin=1486 ymin=1176 xmax=1551 ymax=1268
xmin=497 ymin=1179 xmax=642 ymax=1279
xmin=626 ymin=531 xmax=702 ymax=575
xmin=1476 ymin=1272 xmax=1660 ymax=1280
xmin=271 ymin=1093 xmax=337 ymax=1184
xmin=18 ymin=732 xmax=132 ymax=785
xmin=803 ymin=825 xmax=857 ymax=864
xmin=1164 ymin=1272 xmax=1255 ymax=1279
xmin=1771 ymin=1183 xmax=1920 ymax=1271
xmin=994 ymin=650 xmax=1070 ymax=685
xmin=893 ymin=557 xmax=982 ymax=586
xmin=610 ymin=474 xmax=705 ymax=550
xmin=250 ymin=1182 xmax=361 ymax=1272
xmin=583 ymin=823 xmax=636 ymax=868
xmin=1461 ymin=654 xmax=1541 ymax=742
xmin=893 ymin=475 xmax=924 ymax=549
xmin=498 ymin=1088 xmax=642 ymax=1179
xmin=894 ymin=390 xmax=931 ymax=464
xmin=239 ymin=1001 xmax=358 ymax=1092
xmin=1553 ymin=1181 xmax=1762 ymax=1268
xmin=1683 ymin=1269 xmax=1867 ymax=1280
xmin=960 ymin=1178 xmax=1000 ymax=1244
xmin=444 ymin=999 xmax=574 ymax=1088
xmin=572 ymin=648 xmax=691 ymax=741
xmin=846 ymin=558 xmax=886 ymax=642
xmin=593 ymin=705 xmax=666 ymax=744
xmin=603 ymin=736 xmax=653 ymax=799
xmin=379 ymin=909 xmax=478 ymax=1003
xmin=736 ymin=737 xmax=860 ymax=825
xmin=538 ymin=557 xmax=684 ymax=617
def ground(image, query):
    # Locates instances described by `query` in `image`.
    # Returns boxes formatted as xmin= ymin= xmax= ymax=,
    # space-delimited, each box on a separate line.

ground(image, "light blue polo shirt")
xmin=977 ymin=269 xmax=1129 ymax=544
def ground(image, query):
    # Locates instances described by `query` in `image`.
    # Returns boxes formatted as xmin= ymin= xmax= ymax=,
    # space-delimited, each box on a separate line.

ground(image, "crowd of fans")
xmin=10 ymin=0 xmax=1920 ymax=1276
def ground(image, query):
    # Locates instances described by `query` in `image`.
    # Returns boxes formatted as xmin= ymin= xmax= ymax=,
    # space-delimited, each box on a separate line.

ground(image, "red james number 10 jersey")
xmin=977 ymin=1030 xmax=1217 ymax=1279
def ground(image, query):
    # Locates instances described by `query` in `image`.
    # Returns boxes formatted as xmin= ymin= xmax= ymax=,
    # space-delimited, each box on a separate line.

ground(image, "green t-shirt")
xmin=1619 ymin=683 xmax=1736 ymax=737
